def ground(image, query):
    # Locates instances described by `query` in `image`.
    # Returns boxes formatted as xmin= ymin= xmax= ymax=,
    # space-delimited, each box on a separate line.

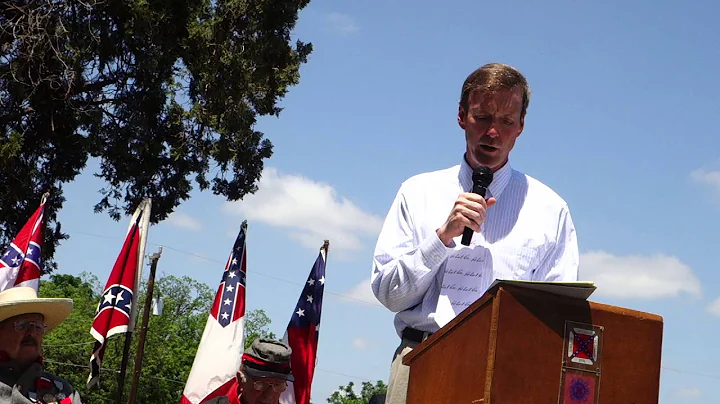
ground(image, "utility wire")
xmin=73 ymin=230 xmax=382 ymax=307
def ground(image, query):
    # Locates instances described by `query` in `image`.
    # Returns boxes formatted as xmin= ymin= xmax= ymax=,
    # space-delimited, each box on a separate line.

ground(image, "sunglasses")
xmin=14 ymin=320 xmax=48 ymax=335
xmin=252 ymin=380 xmax=288 ymax=393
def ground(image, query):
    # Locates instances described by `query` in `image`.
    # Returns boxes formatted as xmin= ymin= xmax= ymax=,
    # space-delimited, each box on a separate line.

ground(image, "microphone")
xmin=461 ymin=165 xmax=493 ymax=246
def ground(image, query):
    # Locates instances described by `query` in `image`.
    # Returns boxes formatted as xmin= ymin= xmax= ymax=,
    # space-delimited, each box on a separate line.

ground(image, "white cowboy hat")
xmin=0 ymin=287 xmax=73 ymax=332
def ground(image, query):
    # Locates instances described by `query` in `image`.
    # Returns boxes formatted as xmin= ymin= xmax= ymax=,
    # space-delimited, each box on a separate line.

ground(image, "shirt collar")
xmin=459 ymin=154 xmax=513 ymax=199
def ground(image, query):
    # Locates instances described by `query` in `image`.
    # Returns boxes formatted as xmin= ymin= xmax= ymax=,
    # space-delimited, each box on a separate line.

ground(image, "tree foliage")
xmin=0 ymin=0 xmax=313 ymax=272
xmin=244 ymin=307 xmax=276 ymax=349
xmin=327 ymin=380 xmax=388 ymax=404
xmin=39 ymin=272 xmax=276 ymax=402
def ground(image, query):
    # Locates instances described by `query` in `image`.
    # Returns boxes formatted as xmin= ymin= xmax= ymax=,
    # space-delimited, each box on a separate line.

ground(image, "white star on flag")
xmin=103 ymin=292 xmax=116 ymax=304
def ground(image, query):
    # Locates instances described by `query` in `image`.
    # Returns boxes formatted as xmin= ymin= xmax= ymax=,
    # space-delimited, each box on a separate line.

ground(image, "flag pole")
xmin=111 ymin=198 xmax=152 ymax=404
xmin=128 ymin=247 xmax=163 ymax=404
xmin=115 ymin=330 xmax=134 ymax=404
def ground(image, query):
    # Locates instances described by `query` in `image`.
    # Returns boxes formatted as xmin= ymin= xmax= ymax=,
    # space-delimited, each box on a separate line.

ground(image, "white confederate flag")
xmin=181 ymin=221 xmax=248 ymax=404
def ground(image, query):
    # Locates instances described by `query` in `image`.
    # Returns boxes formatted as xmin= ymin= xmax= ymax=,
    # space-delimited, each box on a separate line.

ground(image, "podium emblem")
xmin=560 ymin=370 xmax=597 ymax=404
xmin=559 ymin=321 xmax=603 ymax=404
xmin=568 ymin=327 xmax=599 ymax=365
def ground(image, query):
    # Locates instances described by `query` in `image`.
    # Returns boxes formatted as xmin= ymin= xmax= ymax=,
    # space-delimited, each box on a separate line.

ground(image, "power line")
xmin=661 ymin=365 xmax=720 ymax=380
xmin=44 ymin=341 xmax=96 ymax=348
xmin=44 ymin=359 xmax=186 ymax=385
xmin=73 ymin=230 xmax=383 ymax=307
xmin=43 ymin=358 xmax=378 ymax=386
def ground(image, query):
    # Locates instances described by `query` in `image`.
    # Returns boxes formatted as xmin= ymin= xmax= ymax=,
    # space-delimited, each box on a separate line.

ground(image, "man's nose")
xmin=25 ymin=326 xmax=42 ymax=336
xmin=486 ymin=122 xmax=500 ymax=138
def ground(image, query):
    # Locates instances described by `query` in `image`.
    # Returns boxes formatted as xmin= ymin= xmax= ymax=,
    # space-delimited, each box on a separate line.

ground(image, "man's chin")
xmin=16 ymin=349 xmax=40 ymax=364
xmin=468 ymin=152 xmax=503 ymax=170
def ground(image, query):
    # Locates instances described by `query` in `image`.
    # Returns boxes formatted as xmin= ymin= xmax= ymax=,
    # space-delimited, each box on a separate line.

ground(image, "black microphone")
xmin=461 ymin=165 xmax=493 ymax=246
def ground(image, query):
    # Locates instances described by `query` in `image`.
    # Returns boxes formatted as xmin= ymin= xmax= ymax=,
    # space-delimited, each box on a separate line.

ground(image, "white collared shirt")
xmin=370 ymin=158 xmax=579 ymax=336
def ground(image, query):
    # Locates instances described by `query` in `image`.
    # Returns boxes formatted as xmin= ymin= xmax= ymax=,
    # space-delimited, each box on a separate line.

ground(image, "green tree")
xmin=39 ymin=273 xmax=276 ymax=402
xmin=244 ymin=308 xmax=277 ymax=349
xmin=327 ymin=381 xmax=388 ymax=404
xmin=0 ymin=0 xmax=313 ymax=272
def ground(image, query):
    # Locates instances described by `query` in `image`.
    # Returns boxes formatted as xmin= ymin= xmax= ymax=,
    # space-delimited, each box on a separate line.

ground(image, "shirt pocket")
xmin=491 ymin=244 xmax=545 ymax=280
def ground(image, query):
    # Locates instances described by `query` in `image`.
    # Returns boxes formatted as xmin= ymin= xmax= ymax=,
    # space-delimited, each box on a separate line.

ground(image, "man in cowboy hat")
xmin=206 ymin=338 xmax=294 ymax=404
xmin=0 ymin=286 xmax=82 ymax=403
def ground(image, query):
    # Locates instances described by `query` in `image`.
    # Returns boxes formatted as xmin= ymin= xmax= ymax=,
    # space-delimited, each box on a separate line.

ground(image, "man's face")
xmin=458 ymin=87 xmax=525 ymax=171
xmin=239 ymin=372 xmax=288 ymax=404
xmin=0 ymin=313 xmax=45 ymax=366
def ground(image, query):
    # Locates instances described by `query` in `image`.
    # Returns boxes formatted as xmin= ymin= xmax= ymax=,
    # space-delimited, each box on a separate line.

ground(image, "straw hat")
xmin=0 ymin=287 xmax=73 ymax=332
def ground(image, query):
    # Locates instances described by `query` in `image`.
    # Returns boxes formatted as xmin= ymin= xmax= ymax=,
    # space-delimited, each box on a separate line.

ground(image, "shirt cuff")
xmin=419 ymin=231 xmax=450 ymax=270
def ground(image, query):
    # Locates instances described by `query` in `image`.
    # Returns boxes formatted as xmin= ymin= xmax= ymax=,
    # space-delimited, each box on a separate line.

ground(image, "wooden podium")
xmin=403 ymin=282 xmax=663 ymax=403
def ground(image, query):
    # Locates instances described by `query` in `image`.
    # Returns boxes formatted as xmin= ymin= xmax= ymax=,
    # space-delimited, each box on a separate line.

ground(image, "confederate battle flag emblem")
xmin=567 ymin=327 xmax=599 ymax=366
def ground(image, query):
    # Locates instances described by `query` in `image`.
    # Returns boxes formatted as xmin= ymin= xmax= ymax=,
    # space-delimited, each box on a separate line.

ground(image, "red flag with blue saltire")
xmin=180 ymin=220 xmax=248 ymax=404
xmin=279 ymin=240 xmax=329 ymax=404
xmin=87 ymin=198 xmax=152 ymax=388
xmin=0 ymin=193 xmax=49 ymax=292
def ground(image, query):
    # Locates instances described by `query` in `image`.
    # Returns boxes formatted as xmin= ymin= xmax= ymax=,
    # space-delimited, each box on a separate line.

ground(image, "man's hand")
xmin=436 ymin=193 xmax=496 ymax=246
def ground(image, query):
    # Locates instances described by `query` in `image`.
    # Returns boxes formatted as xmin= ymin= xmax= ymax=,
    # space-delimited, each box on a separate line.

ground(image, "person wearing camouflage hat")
xmin=206 ymin=338 xmax=294 ymax=404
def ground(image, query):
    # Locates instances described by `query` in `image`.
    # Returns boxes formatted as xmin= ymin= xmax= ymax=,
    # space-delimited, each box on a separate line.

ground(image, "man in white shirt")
xmin=370 ymin=63 xmax=579 ymax=404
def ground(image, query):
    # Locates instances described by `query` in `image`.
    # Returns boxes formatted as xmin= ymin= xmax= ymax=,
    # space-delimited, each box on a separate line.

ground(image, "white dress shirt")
xmin=371 ymin=157 xmax=579 ymax=337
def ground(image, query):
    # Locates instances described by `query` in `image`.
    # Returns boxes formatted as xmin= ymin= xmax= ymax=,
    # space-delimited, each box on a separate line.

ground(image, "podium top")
xmin=487 ymin=279 xmax=596 ymax=300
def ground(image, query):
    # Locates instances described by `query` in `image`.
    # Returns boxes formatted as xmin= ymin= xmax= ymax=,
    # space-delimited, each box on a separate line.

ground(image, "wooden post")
xmin=114 ymin=331 xmax=134 ymax=404
xmin=127 ymin=247 xmax=163 ymax=403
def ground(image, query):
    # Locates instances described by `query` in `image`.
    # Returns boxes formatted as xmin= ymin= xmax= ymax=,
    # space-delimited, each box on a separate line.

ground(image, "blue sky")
xmin=44 ymin=0 xmax=720 ymax=402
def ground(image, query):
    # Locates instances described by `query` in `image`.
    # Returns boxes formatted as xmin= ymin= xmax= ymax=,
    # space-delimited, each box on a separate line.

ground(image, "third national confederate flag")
xmin=180 ymin=221 xmax=249 ymax=404
xmin=87 ymin=199 xmax=152 ymax=388
xmin=0 ymin=193 xmax=49 ymax=292
xmin=279 ymin=241 xmax=329 ymax=404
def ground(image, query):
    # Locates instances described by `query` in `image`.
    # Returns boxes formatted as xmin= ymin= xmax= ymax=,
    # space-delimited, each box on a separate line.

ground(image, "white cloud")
xmin=222 ymin=167 xmax=383 ymax=257
xmin=343 ymin=277 xmax=383 ymax=306
xmin=165 ymin=211 xmax=202 ymax=231
xmin=706 ymin=297 xmax=720 ymax=317
xmin=325 ymin=12 xmax=359 ymax=34
xmin=690 ymin=169 xmax=720 ymax=192
xmin=579 ymin=251 xmax=701 ymax=299
xmin=352 ymin=338 xmax=368 ymax=350
xmin=671 ymin=387 xmax=701 ymax=399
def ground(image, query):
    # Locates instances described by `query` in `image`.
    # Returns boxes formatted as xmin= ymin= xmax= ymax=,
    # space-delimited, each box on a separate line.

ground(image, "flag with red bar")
xmin=279 ymin=241 xmax=328 ymax=404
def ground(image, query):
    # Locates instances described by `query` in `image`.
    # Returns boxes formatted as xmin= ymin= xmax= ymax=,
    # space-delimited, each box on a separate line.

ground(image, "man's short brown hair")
xmin=459 ymin=63 xmax=531 ymax=118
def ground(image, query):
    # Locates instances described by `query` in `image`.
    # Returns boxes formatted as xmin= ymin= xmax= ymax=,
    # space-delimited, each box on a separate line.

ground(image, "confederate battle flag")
xmin=87 ymin=199 xmax=152 ymax=388
xmin=0 ymin=193 xmax=49 ymax=292
xmin=279 ymin=241 xmax=328 ymax=404
xmin=181 ymin=221 xmax=249 ymax=404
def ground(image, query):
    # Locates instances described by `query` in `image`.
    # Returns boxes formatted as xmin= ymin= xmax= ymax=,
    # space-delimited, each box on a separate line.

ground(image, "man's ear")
xmin=458 ymin=105 xmax=467 ymax=130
